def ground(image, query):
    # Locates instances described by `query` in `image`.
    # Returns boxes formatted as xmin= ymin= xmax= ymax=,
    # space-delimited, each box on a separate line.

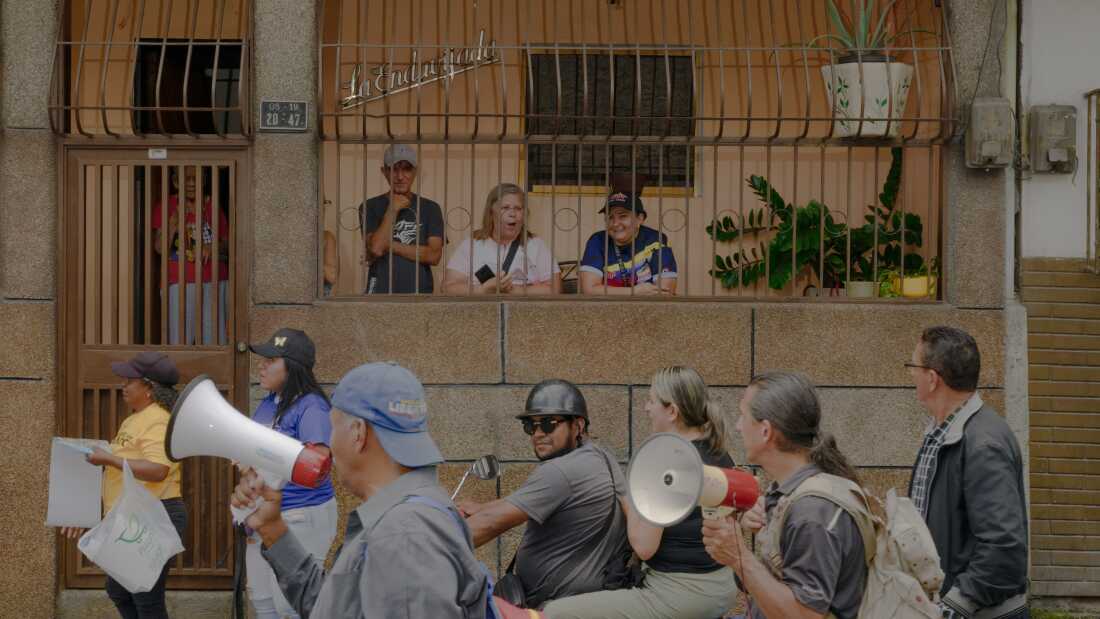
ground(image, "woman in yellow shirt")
xmin=61 ymin=351 xmax=186 ymax=619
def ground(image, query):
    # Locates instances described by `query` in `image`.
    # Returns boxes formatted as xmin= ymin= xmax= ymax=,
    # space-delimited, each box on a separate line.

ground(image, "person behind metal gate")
xmin=542 ymin=366 xmax=740 ymax=619
xmin=442 ymin=182 xmax=561 ymax=295
xmin=243 ymin=328 xmax=337 ymax=619
xmin=579 ymin=192 xmax=677 ymax=296
xmin=361 ymin=144 xmax=445 ymax=294
xmin=459 ymin=379 xmax=630 ymax=609
xmin=59 ymin=351 xmax=187 ymax=619
xmin=231 ymin=362 xmax=492 ymax=618
xmin=702 ymin=371 xmax=871 ymax=619
xmin=152 ymin=166 xmax=230 ymax=344
xmin=906 ymin=326 xmax=1029 ymax=619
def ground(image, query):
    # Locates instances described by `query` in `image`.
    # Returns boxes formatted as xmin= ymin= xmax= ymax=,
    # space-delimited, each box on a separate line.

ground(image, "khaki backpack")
xmin=755 ymin=473 xmax=944 ymax=619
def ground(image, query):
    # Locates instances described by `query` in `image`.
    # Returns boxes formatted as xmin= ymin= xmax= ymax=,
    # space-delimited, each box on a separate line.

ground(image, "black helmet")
xmin=517 ymin=379 xmax=588 ymax=420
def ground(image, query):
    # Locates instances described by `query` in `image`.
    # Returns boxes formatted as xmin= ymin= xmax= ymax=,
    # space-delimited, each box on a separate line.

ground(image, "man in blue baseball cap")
xmin=231 ymin=362 xmax=492 ymax=618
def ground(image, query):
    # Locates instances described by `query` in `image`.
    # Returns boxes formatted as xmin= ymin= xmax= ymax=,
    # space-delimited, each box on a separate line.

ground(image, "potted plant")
xmin=901 ymin=256 xmax=939 ymax=298
xmin=708 ymin=148 xmax=934 ymax=298
xmin=846 ymin=271 xmax=878 ymax=299
xmin=813 ymin=0 xmax=926 ymax=138
xmin=705 ymin=176 xmax=849 ymax=293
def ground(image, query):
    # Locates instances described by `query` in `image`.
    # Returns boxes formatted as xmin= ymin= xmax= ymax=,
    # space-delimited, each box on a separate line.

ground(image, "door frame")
xmin=55 ymin=140 xmax=253 ymax=589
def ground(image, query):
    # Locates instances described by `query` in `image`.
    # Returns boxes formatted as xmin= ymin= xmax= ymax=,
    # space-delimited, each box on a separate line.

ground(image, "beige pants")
xmin=543 ymin=565 xmax=739 ymax=619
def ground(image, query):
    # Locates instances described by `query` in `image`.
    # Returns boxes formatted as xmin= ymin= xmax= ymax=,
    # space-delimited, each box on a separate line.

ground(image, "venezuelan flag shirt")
xmin=580 ymin=225 xmax=678 ymax=287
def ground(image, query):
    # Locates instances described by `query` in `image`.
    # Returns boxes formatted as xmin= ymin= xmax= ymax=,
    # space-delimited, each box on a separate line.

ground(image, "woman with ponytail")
xmin=543 ymin=366 xmax=739 ymax=619
xmin=701 ymin=371 xmax=871 ymax=619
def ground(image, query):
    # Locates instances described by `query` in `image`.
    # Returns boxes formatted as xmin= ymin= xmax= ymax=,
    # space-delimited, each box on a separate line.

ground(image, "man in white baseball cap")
xmin=360 ymin=144 xmax=445 ymax=294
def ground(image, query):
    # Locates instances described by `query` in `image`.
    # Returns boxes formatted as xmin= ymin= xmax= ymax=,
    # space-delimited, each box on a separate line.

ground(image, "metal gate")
xmin=58 ymin=146 xmax=250 ymax=589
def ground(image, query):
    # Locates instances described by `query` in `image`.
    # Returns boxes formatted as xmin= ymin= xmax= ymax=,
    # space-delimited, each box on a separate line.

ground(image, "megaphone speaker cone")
xmin=627 ymin=433 xmax=705 ymax=527
xmin=166 ymin=375 xmax=329 ymax=486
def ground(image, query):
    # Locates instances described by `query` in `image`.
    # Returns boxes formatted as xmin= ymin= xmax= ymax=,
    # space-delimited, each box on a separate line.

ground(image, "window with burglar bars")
xmin=525 ymin=53 xmax=695 ymax=190
xmin=319 ymin=0 xmax=955 ymax=300
xmin=49 ymin=0 xmax=251 ymax=137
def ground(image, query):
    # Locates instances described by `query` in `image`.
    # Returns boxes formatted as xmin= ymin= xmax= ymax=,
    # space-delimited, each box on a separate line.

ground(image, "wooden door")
xmin=58 ymin=146 xmax=251 ymax=589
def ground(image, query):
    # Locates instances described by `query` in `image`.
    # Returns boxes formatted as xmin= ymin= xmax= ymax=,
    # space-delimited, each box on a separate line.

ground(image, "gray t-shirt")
xmin=505 ymin=441 xmax=628 ymax=607
xmin=749 ymin=464 xmax=868 ymax=619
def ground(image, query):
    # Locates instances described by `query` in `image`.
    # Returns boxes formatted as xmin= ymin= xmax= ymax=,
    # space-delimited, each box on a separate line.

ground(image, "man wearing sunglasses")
xmin=460 ymin=379 xmax=629 ymax=609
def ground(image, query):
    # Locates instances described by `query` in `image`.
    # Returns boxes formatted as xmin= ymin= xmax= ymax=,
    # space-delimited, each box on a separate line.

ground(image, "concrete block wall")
xmin=0 ymin=0 xmax=59 ymax=617
xmin=249 ymin=301 xmax=1008 ymax=574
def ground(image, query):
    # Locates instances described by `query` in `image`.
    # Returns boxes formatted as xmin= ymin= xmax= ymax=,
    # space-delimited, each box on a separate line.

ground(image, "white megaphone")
xmin=166 ymin=375 xmax=332 ymax=524
xmin=628 ymin=433 xmax=760 ymax=527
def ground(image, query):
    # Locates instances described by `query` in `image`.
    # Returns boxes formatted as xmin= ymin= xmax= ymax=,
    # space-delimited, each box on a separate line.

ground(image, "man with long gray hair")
xmin=702 ymin=371 xmax=872 ymax=619
xmin=906 ymin=326 xmax=1028 ymax=619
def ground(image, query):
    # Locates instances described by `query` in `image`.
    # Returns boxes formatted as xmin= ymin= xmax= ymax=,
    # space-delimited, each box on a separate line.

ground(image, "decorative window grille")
xmin=315 ymin=0 xmax=957 ymax=299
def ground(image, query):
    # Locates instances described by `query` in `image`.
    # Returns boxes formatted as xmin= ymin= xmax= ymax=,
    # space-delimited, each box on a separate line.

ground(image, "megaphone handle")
xmin=231 ymin=469 xmax=286 ymax=525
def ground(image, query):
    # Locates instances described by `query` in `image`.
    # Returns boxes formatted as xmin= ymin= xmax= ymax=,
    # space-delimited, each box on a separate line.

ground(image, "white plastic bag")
xmin=78 ymin=460 xmax=184 ymax=593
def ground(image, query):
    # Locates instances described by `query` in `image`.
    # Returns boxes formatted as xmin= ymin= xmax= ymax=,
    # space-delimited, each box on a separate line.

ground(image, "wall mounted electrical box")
xmin=966 ymin=97 xmax=1014 ymax=169
xmin=1029 ymin=105 xmax=1077 ymax=174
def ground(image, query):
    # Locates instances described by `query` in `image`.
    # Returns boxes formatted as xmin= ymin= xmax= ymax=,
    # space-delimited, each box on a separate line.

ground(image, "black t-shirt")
xmin=646 ymin=439 xmax=735 ymax=574
xmin=360 ymin=193 xmax=444 ymax=294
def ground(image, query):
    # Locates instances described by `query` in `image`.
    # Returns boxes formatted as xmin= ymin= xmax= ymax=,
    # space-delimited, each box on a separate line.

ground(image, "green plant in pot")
xmin=705 ymin=178 xmax=849 ymax=294
xmin=708 ymin=147 xmax=930 ymax=297
xmin=812 ymin=0 xmax=931 ymax=138
xmin=847 ymin=147 xmax=927 ymax=282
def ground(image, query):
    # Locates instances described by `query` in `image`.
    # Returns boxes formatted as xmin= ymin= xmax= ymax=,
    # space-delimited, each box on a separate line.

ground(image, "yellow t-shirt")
xmin=102 ymin=402 xmax=182 ymax=512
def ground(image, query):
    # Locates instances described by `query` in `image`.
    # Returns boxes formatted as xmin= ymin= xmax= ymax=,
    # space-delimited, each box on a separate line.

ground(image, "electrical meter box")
xmin=966 ymin=98 xmax=1014 ymax=169
xmin=1029 ymin=105 xmax=1077 ymax=174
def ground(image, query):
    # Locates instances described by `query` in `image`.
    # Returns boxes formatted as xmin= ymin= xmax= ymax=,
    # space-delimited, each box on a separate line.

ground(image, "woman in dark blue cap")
xmin=244 ymin=328 xmax=336 ymax=619
xmin=59 ymin=350 xmax=187 ymax=619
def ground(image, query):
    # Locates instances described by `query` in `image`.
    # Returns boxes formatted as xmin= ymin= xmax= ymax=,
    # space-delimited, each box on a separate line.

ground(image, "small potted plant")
xmin=877 ymin=268 xmax=902 ymax=298
xmin=813 ymin=0 xmax=928 ymax=138
xmin=846 ymin=271 xmax=878 ymax=299
xmin=901 ymin=257 xmax=939 ymax=298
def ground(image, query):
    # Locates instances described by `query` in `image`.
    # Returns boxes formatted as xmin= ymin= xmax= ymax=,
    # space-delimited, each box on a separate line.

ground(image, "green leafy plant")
xmin=706 ymin=179 xmax=849 ymax=291
xmin=847 ymin=147 xmax=926 ymax=280
xmin=809 ymin=0 xmax=931 ymax=56
xmin=707 ymin=147 xmax=929 ymax=292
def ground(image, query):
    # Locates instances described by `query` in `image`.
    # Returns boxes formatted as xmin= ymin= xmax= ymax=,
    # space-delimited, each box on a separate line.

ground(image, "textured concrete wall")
xmin=944 ymin=0 xmax=1008 ymax=310
xmin=249 ymin=301 xmax=1008 ymax=576
xmin=1 ymin=1 xmax=59 ymax=618
xmin=252 ymin=0 xmax=319 ymax=304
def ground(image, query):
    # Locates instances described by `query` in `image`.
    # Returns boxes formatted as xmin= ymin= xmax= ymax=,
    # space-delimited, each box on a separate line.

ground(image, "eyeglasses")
xmin=522 ymin=417 xmax=568 ymax=436
xmin=904 ymin=362 xmax=932 ymax=370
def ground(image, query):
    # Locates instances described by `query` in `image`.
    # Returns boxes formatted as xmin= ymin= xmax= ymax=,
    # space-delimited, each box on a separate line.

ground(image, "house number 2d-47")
xmin=259 ymin=100 xmax=309 ymax=132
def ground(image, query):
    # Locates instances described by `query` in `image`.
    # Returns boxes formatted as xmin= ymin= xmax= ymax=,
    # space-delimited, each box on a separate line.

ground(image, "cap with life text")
xmin=331 ymin=362 xmax=443 ymax=468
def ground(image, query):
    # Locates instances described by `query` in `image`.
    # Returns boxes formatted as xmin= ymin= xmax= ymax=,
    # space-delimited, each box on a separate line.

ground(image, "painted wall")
xmin=1019 ymin=0 xmax=1100 ymax=258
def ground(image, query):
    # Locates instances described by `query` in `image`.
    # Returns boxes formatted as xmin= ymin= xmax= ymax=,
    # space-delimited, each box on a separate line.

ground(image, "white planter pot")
xmin=846 ymin=280 xmax=877 ymax=299
xmin=821 ymin=60 xmax=914 ymax=138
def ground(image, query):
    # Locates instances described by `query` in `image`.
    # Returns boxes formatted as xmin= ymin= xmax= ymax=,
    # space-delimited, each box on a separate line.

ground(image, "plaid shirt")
xmin=911 ymin=413 xmax=957 ymax=517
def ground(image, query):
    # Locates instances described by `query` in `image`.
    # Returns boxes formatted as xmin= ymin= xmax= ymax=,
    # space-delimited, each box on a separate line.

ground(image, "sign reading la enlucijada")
xmin=340 ymin=30 xmax=500 ymax=109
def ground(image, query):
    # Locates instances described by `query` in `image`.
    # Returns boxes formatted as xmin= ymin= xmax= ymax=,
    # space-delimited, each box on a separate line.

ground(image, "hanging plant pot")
xmin=846 ymin=280 xmax=877 ymax=299
xmin=821 ymin=54 xmax=914 ymax=138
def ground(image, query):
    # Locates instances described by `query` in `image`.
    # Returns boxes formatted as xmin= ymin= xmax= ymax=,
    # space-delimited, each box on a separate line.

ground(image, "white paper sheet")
xmin=46 ymin=437 xmax=110 ymax=527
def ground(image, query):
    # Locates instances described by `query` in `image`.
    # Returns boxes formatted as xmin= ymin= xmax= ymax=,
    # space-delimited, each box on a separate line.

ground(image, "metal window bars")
xmin=319 ymin=0 xmax=956 ymax=300
xmin=49 ymin=0 xmax=252 ymax=138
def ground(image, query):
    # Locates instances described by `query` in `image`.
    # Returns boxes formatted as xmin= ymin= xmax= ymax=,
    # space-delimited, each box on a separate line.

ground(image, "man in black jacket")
xmin=906 ymin=326 xmax=1029 ymax=619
